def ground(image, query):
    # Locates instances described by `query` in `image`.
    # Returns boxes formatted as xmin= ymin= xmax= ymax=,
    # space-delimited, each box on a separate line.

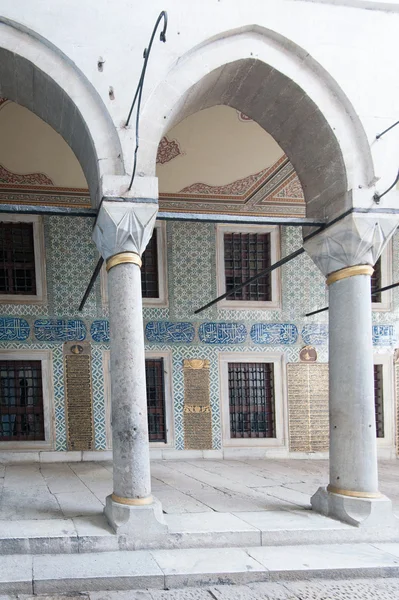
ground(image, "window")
xmin=224 ymin=233 xmax=271 ymax=301
xmin=228 ymin=362 xmax=276 ymax=438
xmin=103 ymin=350 xmax=174 ymax=448
xmin=145 ymin=358 xmax=166 ymax=442
xmin=0 ymin=360 xmax=44 ymax=441
xmin=372 ymin=245 xmax=392 ymax=311
xmin=101 ymin=221 xmax=168 ymax=307
xmin=374 ymin=364 xmax=384 ymax=438
xmin=220 ymin=352 xmax=285 ymax=447
xmin=216 ymin=225 xmax=280 ymax=309
xmin=0 ymin=350 xmax=54 ymax=449
xmin=0 ymin=216 xmax=46 ymax=304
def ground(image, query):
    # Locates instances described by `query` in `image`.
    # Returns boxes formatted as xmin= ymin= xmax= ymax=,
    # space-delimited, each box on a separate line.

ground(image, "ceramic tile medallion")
xmin=91 ymin=319 xmax=110 ymax=343
xmin=250 ymin=323 xmax=298 ymax=345
xmin=301 ymin=324 xmax=328 ymax=345
xmin=34 ymin=319 xmax=86 ymax=342
xmin=145 ymin=321 xmax=195 ymax=343
xmin=0 ymin=317 xmax=30 ymax=341
xmin=198 ymin=322 xmax=247 ymax=344
xmin=372 ymin=325 xmax=396 ymax=346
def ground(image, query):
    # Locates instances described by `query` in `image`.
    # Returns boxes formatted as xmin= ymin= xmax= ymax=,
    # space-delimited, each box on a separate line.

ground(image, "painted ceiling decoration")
xmin=156 ymin=136 xmax=182 ymax=164
xmin=0 ymin=164 xmax=91 ymax=208
xmin=237 ymin=111 xmax=253 ymax=122
xmin=0 ymin=163 xmax=54 ymax=186
xmin=159 ymin=154 xmax=306 ymax=217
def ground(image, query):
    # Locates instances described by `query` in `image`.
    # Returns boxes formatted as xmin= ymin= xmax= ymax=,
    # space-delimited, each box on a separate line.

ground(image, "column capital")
xmin=92 ymin=199 xmax=158 ymax=260
xmin=303 ymin=212 xmax=399 ymax=277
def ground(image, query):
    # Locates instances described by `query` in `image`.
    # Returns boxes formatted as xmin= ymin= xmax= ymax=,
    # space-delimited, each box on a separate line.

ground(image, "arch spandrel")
xmin=140 ymin=26 xmax=375 ymax=223
xmin=0 ymin=19 xmax=124 ymax=206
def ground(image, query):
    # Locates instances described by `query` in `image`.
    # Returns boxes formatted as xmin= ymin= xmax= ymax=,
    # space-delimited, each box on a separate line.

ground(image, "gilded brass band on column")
xmin=106 ymin=252 xmax=142 ymax=272
xmin=111 ymin=493 xmax=153 ymax=506
xmin=327 ymin=484 xmax=383 ymax=499
xmin=326 ymin=265 xmax=374 ymax=286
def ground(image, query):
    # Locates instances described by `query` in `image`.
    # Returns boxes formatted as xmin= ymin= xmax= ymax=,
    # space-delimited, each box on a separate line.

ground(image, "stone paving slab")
xmin=4 ymin=545 xmax=399 ymax=594
xmin=33 ymin=551 xmax=165 ymax=593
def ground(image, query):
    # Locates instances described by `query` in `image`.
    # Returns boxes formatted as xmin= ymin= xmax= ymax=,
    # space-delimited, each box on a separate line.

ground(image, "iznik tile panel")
xmin=372 ymin=325 xmax=396 ymax=346
xmin=34 ymin=319 xmax=87 ymax=342
xmin=250 ymin=323 xmax=298 ymax=345
xmin=301 ymin=324 xmax=328 ymax=345
xmin=0 ymin=318 xmax=30 ymax=341
xmin=91 ymin=320 xmax=110 ymax=343
xmin=198 ymin=322 xmax=247 ymax=344
xmin=145 ymin=321 xmax=195 ymax=343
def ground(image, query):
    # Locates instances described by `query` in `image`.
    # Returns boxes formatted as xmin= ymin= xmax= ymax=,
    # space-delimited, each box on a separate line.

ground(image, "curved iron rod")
xmin=373 ymin=168 xmax=399 ymax=203
xmin=126 ymin=11 xmax=168 ymax=191
xmin=376 ymin=120 xmax=399 ymax=140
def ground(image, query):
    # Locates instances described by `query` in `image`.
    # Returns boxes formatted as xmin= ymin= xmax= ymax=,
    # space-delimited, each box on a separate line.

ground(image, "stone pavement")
xmin=3 ymin=578 xmax=399 ymax=598
xmin=0 ymin=458 xmax=399 ymax=520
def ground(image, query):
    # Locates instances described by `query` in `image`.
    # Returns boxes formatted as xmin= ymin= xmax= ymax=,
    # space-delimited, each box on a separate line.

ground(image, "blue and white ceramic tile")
xmin=145 ymin=321 xmax=195 ymax=343
xmin=198 ymin=322 xmax=247 ymax=344
xmin=251 ymin=323 xmax=298 ymax=345
xmin=34 ymin=319 xmax=86 ymax=342
xmin=301 ymin=324 xmax=328 ymax=346
xmin=0 ymin=318 xmax=30 ymax=341
xmin=91 ymin=320 xmax=110 ymax=343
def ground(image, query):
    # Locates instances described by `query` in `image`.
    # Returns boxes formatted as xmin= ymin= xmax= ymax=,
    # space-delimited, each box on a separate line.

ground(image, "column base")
xmin=104 ymin=494 xmax=168 ymax=542
xmin=311 ymin=486 xmax=399 ymax=528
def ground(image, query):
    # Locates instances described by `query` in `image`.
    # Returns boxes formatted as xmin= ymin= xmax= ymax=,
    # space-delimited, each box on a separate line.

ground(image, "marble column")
xmin=93 ymin=200 xmax=167 ymax=540
xmin=304 ymin=213 xmax=399 ymax=527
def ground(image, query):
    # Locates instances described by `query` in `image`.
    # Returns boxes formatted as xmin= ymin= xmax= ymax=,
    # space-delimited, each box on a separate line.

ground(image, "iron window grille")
xmin=0 ymin=222 xmax=36 ymax=295
xmin=145 ymin=358 xmax=166 ymax=442
xmin=371 ymin=257 xmax=382 ymax=303
xmin=374 ymin=364 xmax=384 ymax=438
xmin=0 ymin=360 xmax=44 ymax=441
xmin=141 ymin=229 xmax=159 ymax=298
xmin=228 ymin=362 xmax=276 ymax=438
xmin=224 ymin=232 xmax=272 ymax=301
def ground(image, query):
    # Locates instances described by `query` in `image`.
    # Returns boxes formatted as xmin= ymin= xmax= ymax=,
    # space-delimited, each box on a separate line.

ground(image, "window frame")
xmin=0 ymin=349 xmax=54 ymax=450
xmin=219 ymin=352 xmax=287 ymax=448
xmin=0 ymin=215 xmax=47 ymax=304
xmin=216 ymin=224 xmax=281 ymax=310
xmin=103 ymin=349 xmax=174 ymax=449
xmin=372 ymin=243 xmax=392 ymax=312
xmin=374 ymin=353 xmax=395 ymax=455
xmin=101 ymin=221 xmax=168 ymax=308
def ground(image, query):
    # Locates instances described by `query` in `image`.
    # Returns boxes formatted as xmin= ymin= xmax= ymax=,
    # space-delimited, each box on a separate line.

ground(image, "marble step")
xmin=3 ymin=543 xmax=399 ymax=594
xmin=2 ymin=511 xmax=399 ymax=555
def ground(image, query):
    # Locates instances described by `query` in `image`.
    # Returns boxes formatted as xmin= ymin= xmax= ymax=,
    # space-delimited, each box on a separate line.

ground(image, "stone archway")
xmin=140 ymin=26 xmax=375 ymax=223
xmin=0 ymin=18 xmax=124 ymax=206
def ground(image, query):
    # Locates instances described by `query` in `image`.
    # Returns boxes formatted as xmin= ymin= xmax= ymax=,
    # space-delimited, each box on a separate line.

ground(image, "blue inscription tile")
xmin=301 ymin=324 xmax=328 ymax=345
xmin=372 ymin=325 xmax=396 ymax=346
xmin=250 ymin=323 xmax=298 ymax=345
xmin=91 ymin=320 xmax=110 ymax=343
xmin=0 ymin=318 xmax=30 ymax=341
xmin=34 ymin=319 xmax=86 ymax=342
xmin=145 ymin=321 xmax=195 ymax=343
xmin=199 ymin=322 xmax=247 ymax=344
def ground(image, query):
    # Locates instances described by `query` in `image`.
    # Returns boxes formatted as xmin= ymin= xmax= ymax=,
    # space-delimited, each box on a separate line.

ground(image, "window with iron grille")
xmin=228 ymin=362 xmax=276 ymax=438
xmin=141 ymin=229 xmax=159 ymax=298
xmin=371 ymin=257 xmax=382 ymax=303
xmin=374 ymin=364 xmax=384 ymax=438
xmin=0 ymin=360 xmax=44 ymax=441
xmin=0 ymin=223 xmax=36 ymax=295
xmin=145 ymin=358 xmax=166 ymax=442
xmin=224 ymin=232 xmax=271 ymax=301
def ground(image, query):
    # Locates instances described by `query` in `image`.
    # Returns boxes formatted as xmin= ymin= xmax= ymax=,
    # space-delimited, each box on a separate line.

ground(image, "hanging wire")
xmin=126 ymin=11 xmax=168 ymax=191
xmin=373 ymin=168 xmax=399 ymax=204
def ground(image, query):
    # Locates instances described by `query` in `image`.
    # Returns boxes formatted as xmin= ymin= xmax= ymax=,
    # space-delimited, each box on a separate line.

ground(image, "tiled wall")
xmin=0 ymin=217 xmax=398 ymax=452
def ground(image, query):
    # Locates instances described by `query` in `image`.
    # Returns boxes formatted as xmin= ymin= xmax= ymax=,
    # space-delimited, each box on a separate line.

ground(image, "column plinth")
xmin=93 ymin=200 xmax=167 ymax=540
xmin=304 ymin=213 xmax=399 ymax=527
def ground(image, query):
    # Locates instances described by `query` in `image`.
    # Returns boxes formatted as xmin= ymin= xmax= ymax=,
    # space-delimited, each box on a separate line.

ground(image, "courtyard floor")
xmin=0 ymin=457 xmax=399 ymax=520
